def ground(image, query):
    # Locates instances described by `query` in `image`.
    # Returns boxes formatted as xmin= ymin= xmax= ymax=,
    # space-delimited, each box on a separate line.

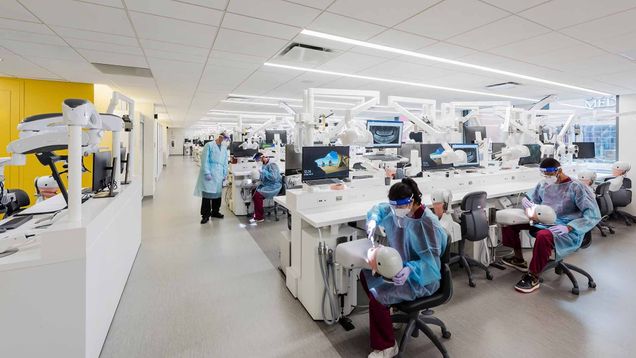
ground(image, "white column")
xmin=618 ymin=94 xmax=636 ymax=214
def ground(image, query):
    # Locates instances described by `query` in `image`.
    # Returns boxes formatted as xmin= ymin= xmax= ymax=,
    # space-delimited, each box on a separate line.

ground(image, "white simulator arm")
xmin=388 ymin=96 xmax=445 ymax=140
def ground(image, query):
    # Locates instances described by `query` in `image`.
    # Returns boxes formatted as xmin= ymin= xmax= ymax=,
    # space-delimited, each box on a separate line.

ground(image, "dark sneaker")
xmin=502 ymin=256 xmax=528 ymax=272
xmin=211 ymin=212 xmax=224 ymax=219
xmin=200 ymin=216 xmax=209 ymax=224
xmin=514 ymin=273 xmax=540 ymax=293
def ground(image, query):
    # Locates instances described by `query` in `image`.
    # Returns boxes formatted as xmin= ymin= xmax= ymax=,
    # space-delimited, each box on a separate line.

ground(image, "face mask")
xmin=394 ymin=208 xmax=410 ymax=218
xmin=543 ymin=176 xmax=557 ymax=185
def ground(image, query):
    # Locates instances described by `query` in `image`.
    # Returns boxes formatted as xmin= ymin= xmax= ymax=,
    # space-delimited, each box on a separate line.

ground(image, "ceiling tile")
xmin=143 ymin=49 xmax=208 ymax=64
xmin=80 ymin=0 xmax=125 ymax=7
xmin=129 ymin=12 xmax=217 ymax=48
xmin=78 ymin=48 xmax=148 ymax=67
xmin=209 ymin=50 xmax=268 ymax=64
xmin=417 ymin=42 xmax=477 ymax=59
xmin=597 ymin=70 xmax=636 ymax=91
xmin=307 ymin=12 xmax=386 ymax=40
xmin=488 ymin=32 xmax=584 ymax=59
xmin=396 ymin=0 xmax=508 ymax=40
xmin=66 ymin=37 xmax=144 ymax=56
xmin=0 ymin=0 xmax=39 ymax=22
xmin=318 ymin=52 xmax=389 ymax=72
xmin=51 ymin=25 xmax=139 ymax=47
xmin=227 ymin=0 xmax=321 ymax=27
xmin=480 ymin=0 xmax=549 ymax=13
xmin=556 ymin=54 xmax=636 ymax=76
xmin=591 ymin=32 xmax=636 ymax=56
xmin=174 ymin=0 xmax=228 ymax=10
xmin=27 ymin=57 xmax=101 ymax=78
xmin=368 ymin=29 xmax=437 ymax=51
xmin=359 ymin=59 xmax=453 ymax=82
xmin=141 ymin=38 xmax=210 ymax=57
xmin=0 ymin=39 xmax=82 ymax=61
xmin=327 ymin=0 xmax=440 ymax=27
xmin=124 ymin=0 xmax=223 ymax=26
xmin=561 ymin=8 xmax=636 ymax=43
xmin=19 ymin=0 xmax=135 ymax=36
xmin=221 ymin=13 xmax=300 ymax=40
xmin=0 ymin=18 xmax=54 ymax=35
xmin=447 ymin=15 xmax=551 ymax=51
xmin=519 ymin=0 xmax=636 ymax=29
xmin=285 ymin=0 xmax=332 ymax=9
xmin=0 ymin=28 xmax=67 ymax=47
xmin=524 ymin=43 xmax=606 ymax=68
xmin=213 ymin=28 xmax=287 ymax=57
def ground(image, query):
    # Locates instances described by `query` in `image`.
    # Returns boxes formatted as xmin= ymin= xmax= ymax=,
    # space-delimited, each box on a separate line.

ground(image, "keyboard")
xmin=305 ymin=178 xmax=342 ymax=186
xmin=0 ymin=214 xmax=33 ymax=230
xmin=364 ymin=154 xmax=401 ymax=161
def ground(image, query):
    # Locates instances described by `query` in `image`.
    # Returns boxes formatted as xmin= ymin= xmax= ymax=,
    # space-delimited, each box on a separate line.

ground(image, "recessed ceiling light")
xmin=264 ymin=62 xmax=540 ymax=102
xmin=300 ymin=29 xmax=611 ymax=96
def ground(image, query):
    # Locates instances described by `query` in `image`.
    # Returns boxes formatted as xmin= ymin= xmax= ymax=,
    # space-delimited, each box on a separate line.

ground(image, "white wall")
xmin=168 ymin=128 xmax=185 ymax=156
xmin=617 ymin=94 xmax=636 ymax=214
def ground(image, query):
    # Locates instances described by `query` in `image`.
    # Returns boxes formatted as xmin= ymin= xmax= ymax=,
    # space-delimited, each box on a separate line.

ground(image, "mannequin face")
xmin=432 ymin=203 xmax=445 ymax=219
xmin=612 ymin=168 xmax=625 ymax=177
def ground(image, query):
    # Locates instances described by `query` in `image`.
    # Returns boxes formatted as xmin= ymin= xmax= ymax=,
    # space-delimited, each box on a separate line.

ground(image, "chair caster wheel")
xmin=609 ymin=229 xmax=615 ymax=234
xmin=442 ymin=331 xmax=451 ymax=339
xmin=571 ymin=287 xmax=580 ymax=295
xmin=538 ymin=277 xmax=544 ymax=283
xmin=468 ymin=281 xmax=476 ymax=288
xmin=589 ymin=281 xmax=597 ymax=289
xmin=600 ymin=232 xmax=607 ymax=237
xmin=486 ymin=272 xmax=493 ymax=280
xmin=555 ymin=267 xmax=563 ymax=275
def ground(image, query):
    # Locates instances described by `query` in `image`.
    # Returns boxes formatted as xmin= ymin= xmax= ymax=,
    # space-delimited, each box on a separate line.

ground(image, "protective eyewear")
xmin=540 ymin=167 xmax=559 ymax=177
xmin=389 ymin=196 xmax=413 ymax=208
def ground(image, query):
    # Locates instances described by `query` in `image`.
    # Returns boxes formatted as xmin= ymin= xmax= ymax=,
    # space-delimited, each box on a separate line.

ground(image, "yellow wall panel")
xmin=0 ymin=77 xmax=95 ymax=206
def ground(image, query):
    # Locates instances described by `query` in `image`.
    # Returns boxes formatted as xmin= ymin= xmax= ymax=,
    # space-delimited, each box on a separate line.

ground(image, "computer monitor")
xmin=463 ymin=125 xmax=487 ymax=144
xmin=491 ymin=142 xmax=506 ymax=159
xmin=367 ymin=120 xmax=403 ymax=148
xmin=285 ymin=144 xmax=302 ymax=175
xmin=92 ymin=150 xmax=112 ymax=193
xmin=230 ymin=141 xmax=258 ymax=158
xmin=573 ymin=142 xmax=596 ymax=159
xmin=451 ymin=144 xmax=480 ymax=168
xmin=301 ymin=146 xmax=350 ymax=182
xmin=519 ymin=144 xmax=542 ymax=165
xmin=265 ymin=129 xmax=287 ymax=145
xmin=420 ymin=143 xmax=453 ymax=170
xmin=409 ymin=132 xmax=423 ymax=143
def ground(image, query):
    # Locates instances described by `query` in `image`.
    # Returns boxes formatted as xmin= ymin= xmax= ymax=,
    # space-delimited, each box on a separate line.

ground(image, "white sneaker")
xmin=249 ymin=218 xmax=264 ymax=224
xmin=368 ymin=342 xmax=399 ymax=358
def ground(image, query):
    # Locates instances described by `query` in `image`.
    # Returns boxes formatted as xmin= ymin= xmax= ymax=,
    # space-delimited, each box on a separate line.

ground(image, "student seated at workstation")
xmin=501 ymin=158 xmax=601 ymax=293
xmin=250 ymin=152 xmax=282 ymax=224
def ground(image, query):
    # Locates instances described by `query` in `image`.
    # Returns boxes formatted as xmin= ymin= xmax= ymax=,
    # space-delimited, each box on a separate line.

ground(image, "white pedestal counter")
xmin=0 ymin=180 xmax=142 ymax=358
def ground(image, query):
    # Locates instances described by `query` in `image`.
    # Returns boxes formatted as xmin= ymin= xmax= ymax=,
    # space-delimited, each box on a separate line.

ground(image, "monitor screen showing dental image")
xmin=519 ymin=144 xmax=542 ymax=165
xmin=573 ymin=142 xmax=596 ymax=159
xmin=265 ymin=129 xmax=287 ymax=145
xmin=420 ymin=143 xmax=453 ymax=170
xmin=367 ymin=120 xmax=403 ymax=148
xmin=451 ymin=143 xmax=480 ymax=168
xmin=301 ymin=146 xmax=350 ymax=182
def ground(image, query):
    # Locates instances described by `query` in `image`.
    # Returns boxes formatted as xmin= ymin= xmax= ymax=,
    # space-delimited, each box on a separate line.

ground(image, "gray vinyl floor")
xmin=101 ymin=156 xmax=636 ymax=358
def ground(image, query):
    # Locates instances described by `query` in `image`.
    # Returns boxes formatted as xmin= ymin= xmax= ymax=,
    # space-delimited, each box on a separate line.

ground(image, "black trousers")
xmin=201 ymin=197 xmax=222 ymax=218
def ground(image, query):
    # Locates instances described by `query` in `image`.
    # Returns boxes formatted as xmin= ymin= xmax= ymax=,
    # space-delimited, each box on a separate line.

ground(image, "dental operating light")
xmin=264 ymin=62 xmax=540 ymax=102
xmin=300 ymin=30 xmax=611 ymax=96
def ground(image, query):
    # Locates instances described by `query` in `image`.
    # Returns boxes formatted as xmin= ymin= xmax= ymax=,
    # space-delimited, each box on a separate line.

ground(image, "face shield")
xmin=540 ymin=167 xmax=560 ymax=185
xmin=389 ymin=196 xmax=413 ymax=227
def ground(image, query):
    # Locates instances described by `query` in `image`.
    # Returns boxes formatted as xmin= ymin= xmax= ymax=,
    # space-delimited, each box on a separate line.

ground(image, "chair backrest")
xmin=595 ymin=182 xmax=614 ymax=216
xmin=278 ymin=175 xmax=286 ymax=196
xmin=438 ymin=235 xmax=453 ymax=304
xmin=7 ymin=189 xmax=30 ymax=208
xmin=460 ymin=191 xmax=489 ymax=241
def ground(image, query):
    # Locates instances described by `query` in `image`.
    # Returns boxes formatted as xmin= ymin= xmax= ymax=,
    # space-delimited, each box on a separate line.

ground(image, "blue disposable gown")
xmin=256 ymin=162 xmax=282 ymax=198
xmin=529 ymin=179 xmax=601 ymax=258
xmin=194 ymin=142 xmax=228 ymax=198
xmin=364 ymin=203 xmax=448 ymax=306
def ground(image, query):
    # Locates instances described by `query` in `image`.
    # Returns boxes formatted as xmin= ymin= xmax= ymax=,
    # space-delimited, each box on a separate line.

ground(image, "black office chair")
xmin=391 ymin=236 xmax=453 ymax=358
xmin=2 ymin=189 xmax=30 ymax=219
xmin=605 ymin=177 xmax=636 ymax=225
xmin=539 ymin=231 xmax=596 ymax=295
xmin=595 ymin=182 xmax=615 ymax=236
xmin=449 ymin=191 xmax=493 ymax=287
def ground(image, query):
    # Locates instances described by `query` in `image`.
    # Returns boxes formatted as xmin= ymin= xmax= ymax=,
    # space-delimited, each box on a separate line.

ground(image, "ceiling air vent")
xmin=92 ymin=63 xmax=153 ymax=78
xmin=485 ymin=81 xmax=521 ymax=90
xmin=277 ymin=43 xmax=336 ymax=65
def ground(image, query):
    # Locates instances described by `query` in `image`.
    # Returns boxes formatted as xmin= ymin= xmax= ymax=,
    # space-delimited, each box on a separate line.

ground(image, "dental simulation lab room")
xmin=2 ymin=1 xmax=636 ymax=357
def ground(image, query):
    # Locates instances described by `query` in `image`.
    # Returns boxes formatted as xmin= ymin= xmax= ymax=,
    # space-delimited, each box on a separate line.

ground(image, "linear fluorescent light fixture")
xmin=264 ymin=62 xmax=540 ymax=102
xmin=228 ymin=93 xmax=357 ymax=106
xmin=301 ymin=29 xmax=611 ymax=96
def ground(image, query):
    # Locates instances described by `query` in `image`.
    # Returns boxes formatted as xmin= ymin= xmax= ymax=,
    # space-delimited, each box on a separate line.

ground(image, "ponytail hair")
xmin=388 ymin=177 xmax=422 ymax=205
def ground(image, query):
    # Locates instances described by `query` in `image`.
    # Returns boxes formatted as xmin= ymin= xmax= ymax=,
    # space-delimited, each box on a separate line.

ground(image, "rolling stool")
xmin=391 ymin=236 xmax=453 ymax=358
xmin=539 ymin=231 xmax=596 ymax=295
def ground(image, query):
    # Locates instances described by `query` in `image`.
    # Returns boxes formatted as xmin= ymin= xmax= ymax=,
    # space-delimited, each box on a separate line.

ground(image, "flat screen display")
xmin=519 ymin=144 xmax=542 ymax=165
xmin=302 ymin=146 xmax=350 ymax=181
xmin=451 ymin=144 xmax=480 ymax=167
xmin=420 ymin=143 xmax=453 ymax=170
xmin=367 ymin=120 xmax=403 ymax=148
